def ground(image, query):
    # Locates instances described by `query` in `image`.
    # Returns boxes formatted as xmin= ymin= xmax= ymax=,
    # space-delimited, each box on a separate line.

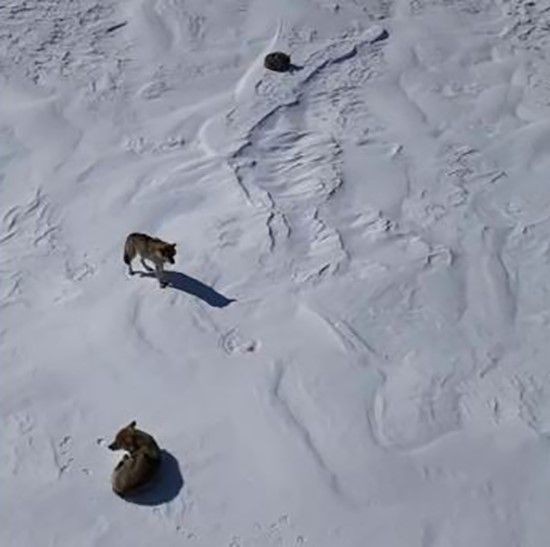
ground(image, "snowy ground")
xmin=3 ymin=0 xmax=550 ymax=545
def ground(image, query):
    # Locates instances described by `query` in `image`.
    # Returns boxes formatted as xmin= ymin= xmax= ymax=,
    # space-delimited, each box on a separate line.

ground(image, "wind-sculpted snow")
xmin=3 ymin=0 xmax=550 ymax=546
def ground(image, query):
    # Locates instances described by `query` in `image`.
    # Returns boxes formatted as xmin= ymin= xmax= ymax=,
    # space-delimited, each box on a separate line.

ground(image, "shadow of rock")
xmin=139 ymin=270 xmax=235 ymax=308
xmin=123 ymin=450 xmax=184 ymax=506
xmin=288 ymin=63 xmax=304 ymax=72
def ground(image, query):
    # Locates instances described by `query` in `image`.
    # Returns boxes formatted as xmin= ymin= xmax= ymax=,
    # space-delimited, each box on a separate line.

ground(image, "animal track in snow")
xmin=220 ymin=328 xmax=259 ymax=355
xmin=227 ymin=513 xmax=305 ymax=547
xmin=52 ymin=434 xmax=74 ymax=477
xmin=123 ymin=134 xmax=186 ymax=155
xmin=0 ymin=1 xmax=124 ymax=85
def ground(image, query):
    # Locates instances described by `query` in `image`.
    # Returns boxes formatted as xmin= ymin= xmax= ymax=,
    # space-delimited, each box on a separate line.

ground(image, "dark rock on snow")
xmin=264 ymin=51 xmax=292 ymax=72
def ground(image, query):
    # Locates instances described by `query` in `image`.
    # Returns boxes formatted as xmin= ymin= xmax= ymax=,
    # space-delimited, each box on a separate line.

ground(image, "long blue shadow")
xmin=140 ymin=270 xmax=235 ymax=308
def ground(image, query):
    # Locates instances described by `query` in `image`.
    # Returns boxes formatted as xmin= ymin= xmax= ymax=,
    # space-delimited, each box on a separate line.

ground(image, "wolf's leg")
xmin=140 ymin=258 xmax=154 ymax=272
xmin=128 ymin=260 xmax=135 ymax=276
xmin=155 ymin=263 xmax=167 ymax=288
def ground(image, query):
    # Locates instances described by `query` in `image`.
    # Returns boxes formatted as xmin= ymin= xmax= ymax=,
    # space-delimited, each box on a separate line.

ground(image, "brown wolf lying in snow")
xmin=123 ymin=232 xmax=176 ymax=288
xmin=108 ymin=421 xmax=161 ymax=497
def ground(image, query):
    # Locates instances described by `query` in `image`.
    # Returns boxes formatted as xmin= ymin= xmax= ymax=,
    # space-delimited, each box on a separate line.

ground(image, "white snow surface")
xmin=3 ymin=0 xmax=550 ymax=545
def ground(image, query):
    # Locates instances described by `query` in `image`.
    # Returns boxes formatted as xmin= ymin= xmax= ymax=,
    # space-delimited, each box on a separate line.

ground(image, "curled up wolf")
xmin=108 ymin=421 xmax=161 ymax=497
xmin=123 ymin=233 xmax=176 ymax=288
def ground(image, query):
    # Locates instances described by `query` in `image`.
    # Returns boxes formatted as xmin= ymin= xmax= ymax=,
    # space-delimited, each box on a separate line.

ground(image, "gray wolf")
xmin=108 ymin=420 xmax=161 ymax=497
xmin=123 ymin=233 xmax=176 ymax=288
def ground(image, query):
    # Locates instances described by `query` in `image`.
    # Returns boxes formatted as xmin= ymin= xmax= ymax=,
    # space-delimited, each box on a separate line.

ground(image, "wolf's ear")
xmin=171 ymin=243 xmax=176 ymax=248
xmin=129 ymin=420 xmax=137 ymax=428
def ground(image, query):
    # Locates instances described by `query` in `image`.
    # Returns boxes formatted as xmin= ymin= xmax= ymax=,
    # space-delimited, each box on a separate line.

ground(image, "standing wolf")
xmin=108 ymin=421 xmax=161 ymax=497
xmin=123 ymin=233 xmax=176 ymax=288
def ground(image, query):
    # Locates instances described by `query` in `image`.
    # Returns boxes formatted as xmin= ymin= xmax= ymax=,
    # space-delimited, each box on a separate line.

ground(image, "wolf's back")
xmin=112 ymin=452 xmax=161 ymax=496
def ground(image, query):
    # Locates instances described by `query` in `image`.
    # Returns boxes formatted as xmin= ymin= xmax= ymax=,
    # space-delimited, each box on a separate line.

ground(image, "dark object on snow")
xmin=139 ymin=269 xmax=235 ymax=308
xmin=106 ymin=21 xmax=127 ymax=33
xmin=370 ymin=28 xmax=389 ymax=43
xmin=264 ymin=51 xmax=302 ymax=73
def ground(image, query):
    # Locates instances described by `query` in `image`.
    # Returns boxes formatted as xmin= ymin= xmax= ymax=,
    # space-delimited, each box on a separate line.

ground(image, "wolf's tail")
xmin=124 ymin=236 xmax=138 ymax=266
xmin=123 ymin=238 xmax=133 ymax=265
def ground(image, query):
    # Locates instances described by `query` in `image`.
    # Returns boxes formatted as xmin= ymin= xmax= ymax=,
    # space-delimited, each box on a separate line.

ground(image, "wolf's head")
xmin=108 ymin=420 xmax=138 ymax=451
xmin=161 ymin=242 xmax=176 ymax=264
